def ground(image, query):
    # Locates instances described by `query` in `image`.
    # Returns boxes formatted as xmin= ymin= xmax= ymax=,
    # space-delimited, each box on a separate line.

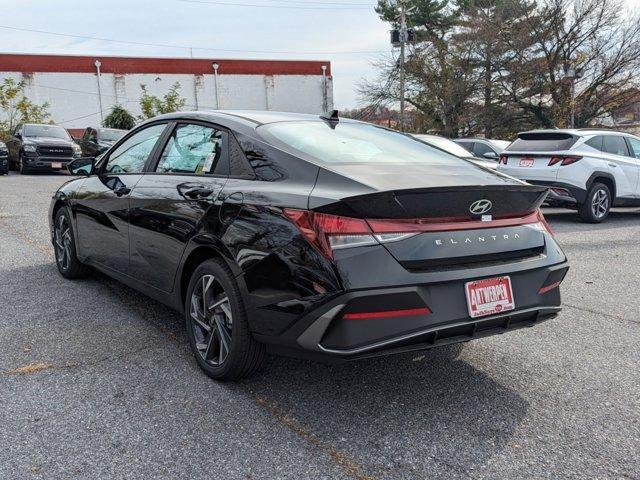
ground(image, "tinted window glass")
xmin=473 ymin=142 xmax=494 ymax=157
xmin=24 ymin=125 xmax=70 ymax=140
xmin=156 ymin=124 xmax=225 ymax=174
xmin=602 ymin=135 xmax=629 ymax=156
xmin=507 ymin=133 xmax=577 ymax=152
xmin=627 ymin=137 xmax=640 ymax=159
xmin=260 ymin=122 xmax=466 ymax=166
xmin=585 ymin=136 xmax=603 ymax=151
xmin=105 ymin=124 xmax=166 ymax=174
xmin=414 ymin=135 xmax=471 ymax=157
xmin=456 ymin=141 xmax=475 ymax=153
xmin=100 ymin=129 xmax=126 ymax=142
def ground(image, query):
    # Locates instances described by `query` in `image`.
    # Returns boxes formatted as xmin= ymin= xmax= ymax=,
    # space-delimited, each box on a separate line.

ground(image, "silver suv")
xmin=497 ymin=129 xmax=640 ymax=223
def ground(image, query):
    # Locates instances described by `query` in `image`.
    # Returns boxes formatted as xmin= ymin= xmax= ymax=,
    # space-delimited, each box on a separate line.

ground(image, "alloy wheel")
xmin=189 ymin=274 xmax=233 ymax=366
xmin=591 ymin=189 xmax=609 ymax=219
xmin=54 ymin=215 xmax=72 ymax=271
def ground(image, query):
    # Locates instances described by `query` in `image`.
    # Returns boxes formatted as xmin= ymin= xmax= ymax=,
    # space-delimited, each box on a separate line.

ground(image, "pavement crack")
xmin=563 ymin=301 xmax=640 ymax=326
xmin=252 ymin=394 xmax=377 ymax=480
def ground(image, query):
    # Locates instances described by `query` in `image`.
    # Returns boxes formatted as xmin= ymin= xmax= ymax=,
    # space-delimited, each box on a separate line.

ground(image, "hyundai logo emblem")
xmin=469 ymin=199 xmax=493 ymax=215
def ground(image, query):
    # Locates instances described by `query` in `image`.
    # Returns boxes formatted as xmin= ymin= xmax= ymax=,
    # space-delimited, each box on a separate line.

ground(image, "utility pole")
xmin=398 ymin=0 xmax=407 ymax=132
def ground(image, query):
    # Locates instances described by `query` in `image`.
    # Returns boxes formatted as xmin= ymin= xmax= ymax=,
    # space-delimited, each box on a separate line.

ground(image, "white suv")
xmin=497 ymin=129 xmax=640 ymax=223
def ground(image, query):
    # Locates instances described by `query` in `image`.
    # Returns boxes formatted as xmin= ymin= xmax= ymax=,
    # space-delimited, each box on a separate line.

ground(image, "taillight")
xmin=536 ymin=210 xmax=555 ymax=237
xmin=283 ymin=209 xmax=376 ymax=259
xmin=548 ymin=155 xmax=581 ymax=166
xmin=284 ymin=209 xmax=556 ymax=259
xmin=498 ymin=154 xmax=508 ymax=165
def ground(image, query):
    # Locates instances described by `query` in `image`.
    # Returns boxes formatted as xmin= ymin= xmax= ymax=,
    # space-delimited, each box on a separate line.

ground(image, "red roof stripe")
xmin=0 ymin=54 xmax=331 ymax=76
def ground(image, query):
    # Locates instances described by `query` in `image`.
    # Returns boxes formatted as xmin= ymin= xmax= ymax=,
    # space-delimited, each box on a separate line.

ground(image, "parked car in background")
xmin=0 ymin=141 xmax=8 ymax=175
xmin=76 ymin=127 xmax=127 ymax=157
xmin=413 ymin=134 xmax=497 ymax=169
xmin=455 ymin=138 xmax=511 ymax=161
xmin=50 ymin=110 xmax=567 ymax=381
xmin=6 ymin=123 xmax=82 ymax=174
xmin=497 ymin=129 xmax=640 ymax=223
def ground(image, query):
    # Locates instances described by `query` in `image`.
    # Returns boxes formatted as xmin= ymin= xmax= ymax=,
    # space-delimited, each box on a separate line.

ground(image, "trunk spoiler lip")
xmin=338 ymin=183 xmax=549 ymax=203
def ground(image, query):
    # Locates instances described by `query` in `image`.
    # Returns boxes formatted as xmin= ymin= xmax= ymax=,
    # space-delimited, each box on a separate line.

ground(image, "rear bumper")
xmin=260 ymin=261 xmax=569 ymax=361
xmin=527 ymin=181 xmax=586 ymax=205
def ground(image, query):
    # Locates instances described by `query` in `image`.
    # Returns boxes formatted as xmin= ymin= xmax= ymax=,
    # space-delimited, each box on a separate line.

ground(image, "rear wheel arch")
xmin=586 ymin=172 xmax=616 ymax=200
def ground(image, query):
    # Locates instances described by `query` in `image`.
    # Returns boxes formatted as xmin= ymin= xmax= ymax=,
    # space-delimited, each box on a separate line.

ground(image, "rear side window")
xmin=457 ymin=141 xmax=474 ymax=154
xmin=155 ymin=123 xmax=226 ymax=175
xmin=585 ymin=136 xmax=603 ymax=151
xmin=602 ymin=135 xmax=629 ymax=156
xmin=507 ymin=133 xmax=577 ymax=152
xmin=627 ymin=137 xmax=640 ymax=159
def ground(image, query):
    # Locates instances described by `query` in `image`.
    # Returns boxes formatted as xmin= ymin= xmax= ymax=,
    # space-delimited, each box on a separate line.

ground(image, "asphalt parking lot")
xmin=1 ymin=172 xmax=639 ymax=480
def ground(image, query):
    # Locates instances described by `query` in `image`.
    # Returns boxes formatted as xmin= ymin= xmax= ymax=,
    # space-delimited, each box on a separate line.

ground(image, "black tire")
xmin=578 ymin=182 xmax=611 ymax=223
xmin=53 ymin=207 xmax=91 ymax=279
xmin=18 ymin=153 xmax=29 ymax=175
xmin=185 ymin=259 xmax=265 ymax=381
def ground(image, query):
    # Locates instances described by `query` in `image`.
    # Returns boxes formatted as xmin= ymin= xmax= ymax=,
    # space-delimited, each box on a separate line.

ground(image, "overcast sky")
xmin=0 ymin=0 xmax=637 ymax=110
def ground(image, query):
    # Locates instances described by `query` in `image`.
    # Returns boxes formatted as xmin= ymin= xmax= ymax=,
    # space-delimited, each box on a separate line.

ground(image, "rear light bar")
xmin=498 ymin=154 xmax=508 ymax=165
xmin=283 ymin=209 xmax=554 ymax=259
xmin=548 ymin=155 xmax=582 ymax=166
xmin=342 ymin=307 xmax=431 ymax=320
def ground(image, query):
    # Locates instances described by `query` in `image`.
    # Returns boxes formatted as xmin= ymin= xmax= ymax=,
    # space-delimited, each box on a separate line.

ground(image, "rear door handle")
xmin=608 ymin=163 xmax=617 ymax=168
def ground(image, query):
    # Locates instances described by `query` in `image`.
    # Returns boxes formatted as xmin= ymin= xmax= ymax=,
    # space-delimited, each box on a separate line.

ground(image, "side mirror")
xmin=68 ymin=157 xmax=96 ymax=176
xmin=483 ymin=151 xmax=499 ymax=159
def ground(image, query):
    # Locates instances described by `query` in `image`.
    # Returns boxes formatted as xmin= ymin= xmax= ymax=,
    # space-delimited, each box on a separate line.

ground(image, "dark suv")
xmin=76 ymin=127 xmax=127 ymax=157
xmin=6 ymin=123 xmax=82 ymax=174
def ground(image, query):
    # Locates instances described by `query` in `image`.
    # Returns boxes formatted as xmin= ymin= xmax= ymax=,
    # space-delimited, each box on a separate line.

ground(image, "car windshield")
xmin=414 ymin=135 xmax=472 ymax=157
xmin=99 ymin=129 xmax=126 ymax=141
xmin=24 ymin=125 xmax=70 ymax=139
xmin=260 ymin=121 xmax=466 ymax=166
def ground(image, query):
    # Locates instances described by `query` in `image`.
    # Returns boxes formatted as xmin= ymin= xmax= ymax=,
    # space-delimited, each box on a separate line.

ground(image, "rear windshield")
xmin=507 ymin=133 xmax=577 ymax=152
xmin=259 ymin=121 xmax=466 ymax=166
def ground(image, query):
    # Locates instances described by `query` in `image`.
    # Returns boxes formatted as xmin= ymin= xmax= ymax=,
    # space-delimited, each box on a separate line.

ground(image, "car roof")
xmin=518 ymin=128 xmax=632 ymax=137
xmin=152 ymin=110 xmax=360 ymax=126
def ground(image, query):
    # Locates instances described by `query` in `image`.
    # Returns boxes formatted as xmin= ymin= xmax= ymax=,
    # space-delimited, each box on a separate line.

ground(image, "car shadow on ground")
xmin=238 ymin=346 xmax=528 ymax=475
xmin=6 ymin=262 xmax=529 ymax=476
xmin=543 ymin=208 xmax=640 ymax=232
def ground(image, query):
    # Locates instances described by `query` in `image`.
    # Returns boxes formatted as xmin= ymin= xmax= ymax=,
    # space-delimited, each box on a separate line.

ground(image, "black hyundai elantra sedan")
xmin=49 ymin=110 xmax=568 ymax=381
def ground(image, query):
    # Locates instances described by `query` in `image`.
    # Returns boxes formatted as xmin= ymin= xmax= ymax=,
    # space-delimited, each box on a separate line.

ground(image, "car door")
xmin=6 ymin=124 xmax=22 ymax=167
xmin=127 ymin=121 xmax=230 ymax=292
xmin=601 ymin=135 xmax=637 ymax=197
xmin=624 ymin=136 xmax=640 ymax=195
xmin=74 ymin=123 xmax=169 ymax=274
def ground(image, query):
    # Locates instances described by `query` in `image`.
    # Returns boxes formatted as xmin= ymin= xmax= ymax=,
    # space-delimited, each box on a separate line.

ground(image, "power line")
xmin=0 ymin=25 xmax=386 ymax=55
xmin=177 ymin=0 xmax=372 ymax=9
xmin=269 ymin=0 xmax=374 ymax=5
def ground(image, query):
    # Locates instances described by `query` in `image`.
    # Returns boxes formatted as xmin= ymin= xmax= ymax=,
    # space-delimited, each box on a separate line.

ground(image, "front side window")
xmin=602 ymin=135 xmax=629 ymax=156
xmin=259 ymin=121 xmax=466 ymax=166
xmin=24 ymin=124 xmax=70 ymax=140
xmin=105 ymin=124 xmax=166 ymax=174
xmin=155 ymin=124 xmax=225 ymax=174
xmin=626 ymin=137 xmax=640 ymax=159
xmin=473 ymin=142 xmax=495 ymax=157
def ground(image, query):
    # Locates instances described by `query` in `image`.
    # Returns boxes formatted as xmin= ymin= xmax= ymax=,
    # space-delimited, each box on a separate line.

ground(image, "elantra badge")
xmin=470 ymin=199 xmax=492 ymax=215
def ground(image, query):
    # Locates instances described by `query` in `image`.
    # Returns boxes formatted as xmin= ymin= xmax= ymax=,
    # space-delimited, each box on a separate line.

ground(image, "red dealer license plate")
xmin=519 ymin=158 xmax=534 ymax=167
xmin=465 ymin=276 xmax=515 ymax=319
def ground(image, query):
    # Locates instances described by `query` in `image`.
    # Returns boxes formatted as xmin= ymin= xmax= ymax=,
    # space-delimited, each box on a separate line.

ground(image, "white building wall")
xmin=0 ymin=71 xmax=334 ymax=130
